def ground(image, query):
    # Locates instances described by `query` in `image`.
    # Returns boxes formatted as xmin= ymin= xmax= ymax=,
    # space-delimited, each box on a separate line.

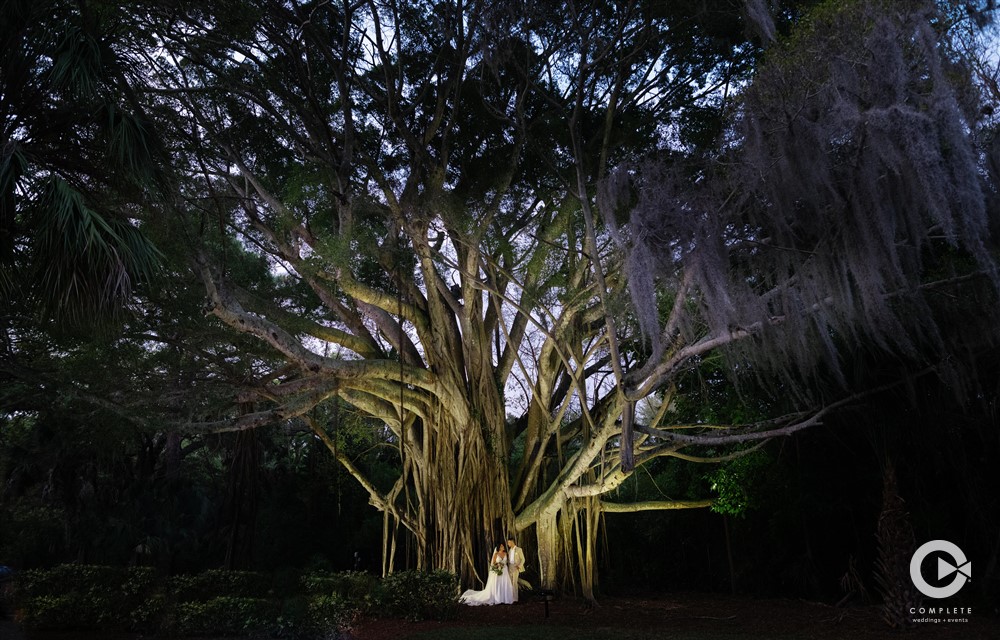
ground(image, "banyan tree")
xmin=137 ymin=0 xmax=763 ymax=596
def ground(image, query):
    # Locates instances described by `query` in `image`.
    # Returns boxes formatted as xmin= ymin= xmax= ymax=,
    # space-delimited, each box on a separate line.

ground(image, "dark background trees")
xmin=601 ymin=371 xmax=1000 ymax=600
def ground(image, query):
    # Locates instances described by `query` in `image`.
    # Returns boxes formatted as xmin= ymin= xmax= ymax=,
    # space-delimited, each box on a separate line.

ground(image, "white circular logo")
xmin=909 ymin=540 xmax=971 ymax=599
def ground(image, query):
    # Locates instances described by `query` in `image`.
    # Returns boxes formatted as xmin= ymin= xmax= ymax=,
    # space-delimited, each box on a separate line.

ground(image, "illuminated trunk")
xmin=401 ymin=406 xmax=513 ymax=584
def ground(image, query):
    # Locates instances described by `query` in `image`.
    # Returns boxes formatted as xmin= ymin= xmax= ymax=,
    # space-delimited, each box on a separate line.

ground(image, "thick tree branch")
xmin=199 ymin=259 xmax=437 ymax=392
xmin=600 ymin=499 xmax=713 ymax=513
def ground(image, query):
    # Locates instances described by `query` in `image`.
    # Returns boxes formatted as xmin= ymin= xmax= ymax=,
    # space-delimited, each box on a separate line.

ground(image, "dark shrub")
xmin=167 ymin=568 xmax=272 ymax=601
xmin=174 ymin=596 xmax=280 ymax=636
xmin=375 ymin=570 xmax=459 ymax=621
xmin=302 ymin=570 xmax=376 ymax=603
xmin=275 ymin=593 xmax=358 ymax=639
xmin=10 ymin=564 xmax=454 ymax=634
xmin=12 ymin=565 xmax=155 ymax=631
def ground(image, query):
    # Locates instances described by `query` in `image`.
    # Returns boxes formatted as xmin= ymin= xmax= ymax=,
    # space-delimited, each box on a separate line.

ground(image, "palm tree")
xmin=1 ymin=0 xmax=163 ymax=327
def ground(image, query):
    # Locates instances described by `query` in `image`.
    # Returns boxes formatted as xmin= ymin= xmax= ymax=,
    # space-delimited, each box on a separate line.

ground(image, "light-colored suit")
xmin=508 ymin=544 xmax=524 ymax=602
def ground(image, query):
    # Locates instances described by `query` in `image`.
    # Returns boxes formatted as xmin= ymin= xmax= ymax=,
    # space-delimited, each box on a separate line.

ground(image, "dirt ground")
xmin=350 ymin=593 xmax=998 ymax=640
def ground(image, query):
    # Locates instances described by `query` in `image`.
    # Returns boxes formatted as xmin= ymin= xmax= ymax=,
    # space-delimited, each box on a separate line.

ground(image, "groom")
xmin=506 ymin=535 xmax=525 ymax=603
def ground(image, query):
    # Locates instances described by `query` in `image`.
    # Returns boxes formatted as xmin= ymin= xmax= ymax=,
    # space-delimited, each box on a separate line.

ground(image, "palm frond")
xmin=102 ymin=103 xmax=160 ymax=185
xmin=1 ymin=142 xmax=27 ymax=249
xmin=48 ymin=24 xmax=104 ymax=98
xmin=1 ymin=143 xmax=28 ymax=301
xmin=33 ymin=176 xmax=160 ymax=325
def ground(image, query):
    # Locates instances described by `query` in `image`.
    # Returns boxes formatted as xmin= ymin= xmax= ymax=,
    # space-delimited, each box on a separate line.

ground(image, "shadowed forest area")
xmin=2 ymin=0 xmax=1000 ymax=637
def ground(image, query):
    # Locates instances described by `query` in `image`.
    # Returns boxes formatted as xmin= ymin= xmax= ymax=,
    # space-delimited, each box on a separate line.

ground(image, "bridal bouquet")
xmin=490 ymin=562 xmax=503 ymax=576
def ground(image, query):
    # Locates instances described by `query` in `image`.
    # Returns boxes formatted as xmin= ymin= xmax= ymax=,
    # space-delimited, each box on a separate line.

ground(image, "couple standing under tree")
xmin=460 ymin=536 xmax=525 ymax=606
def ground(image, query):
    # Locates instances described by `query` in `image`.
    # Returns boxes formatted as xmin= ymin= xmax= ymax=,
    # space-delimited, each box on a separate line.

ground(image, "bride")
xmin=460 ymin=541 xmax=514 ymax=606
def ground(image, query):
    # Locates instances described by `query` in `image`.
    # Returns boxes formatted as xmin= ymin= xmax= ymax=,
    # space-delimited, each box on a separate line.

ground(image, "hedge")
xmin=11 ymin=565 xmax=459 ymax=637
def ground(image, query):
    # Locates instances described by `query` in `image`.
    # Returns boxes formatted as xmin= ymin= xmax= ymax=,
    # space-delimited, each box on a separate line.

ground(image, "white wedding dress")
xmin=460 ymin=551 xmax=514 ymax=606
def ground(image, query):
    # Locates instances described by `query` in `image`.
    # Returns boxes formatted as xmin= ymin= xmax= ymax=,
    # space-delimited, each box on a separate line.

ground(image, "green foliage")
xmin=375 ymin=570 xmax=459 ymax=622
xmin=167 ymin=568 xmax=273 ymax=601
xmin=302 ymin=570 xmax=378 ymax=601
xmin=174 ymin=596 xmax=280 ymax=636
xmin=273 ymin=594 xmax=357 ymax=639
xmin=34 ymin=176 xmax=161 ymax=324
xmin=1 ymin=0 xmax=167 ymax=329
xmin=163 ymin=571 xmax=366 ymax=638
xmin=13 ymin=565 xmax=156 ymax=631
xmin=307 ymin=593 xmax=356 ymax=628
xmin=15 ymin=594 xmax=86 ymax=629
xmin=48 ymin=22 xmax=104 ymax=98
xmin=0 ymin=503 xmax=66 ymax=569
xmin=708 ymin=450 xmax=773 ymax=518
xmin=8 ymin=565 xmax=408 ymax=636
xmin=130 ymin=592 xmax=170 ymax=633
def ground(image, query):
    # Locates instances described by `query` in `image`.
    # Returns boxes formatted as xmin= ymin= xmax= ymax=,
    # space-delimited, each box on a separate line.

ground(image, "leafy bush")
xmin=308 ymin=593 xmax=357 ymax=629
xmin=175 ymin=596 xmax=280 ymax=636
xmin=12 ymin=565 xmax=278 ymax=634
xmin=130 ymin=592 xmax=170 ymax=633
xmin=273 ymin=593 xmax=358 ymax=639
xmin=168 ymin=568 xmax=272 ymax=601
xmin=302 ymin=570 xmax=377 ymax=602
xmin=274 ymin=595 xmax=311 ymax=638
xmin=708 ymin=449 xmax=773 ymax=517
xmin=12 ymin=565 xmax=156 ymax=631
xmin=13 ymin=564 xmax=154 ymax=598
xmin=15 ymin=594 xmax=81 ymax=629
xmin=375 ymin=570 xmax=459 ymax=621
xmin=9 ymin=564 xmax=454 ymax=634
